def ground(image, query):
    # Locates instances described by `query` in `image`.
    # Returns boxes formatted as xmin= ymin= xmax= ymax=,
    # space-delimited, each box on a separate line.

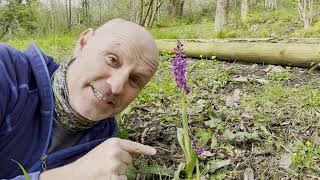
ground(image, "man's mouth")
xmin=89 ymin=82 xmax=115 ymax=106
xmin=92 ymin=86 xmax=107 ymax=101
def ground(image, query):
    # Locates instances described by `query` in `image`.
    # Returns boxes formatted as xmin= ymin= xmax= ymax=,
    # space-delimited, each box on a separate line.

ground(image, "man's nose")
xmin=107 ymin=74 xmax=127 ymax=95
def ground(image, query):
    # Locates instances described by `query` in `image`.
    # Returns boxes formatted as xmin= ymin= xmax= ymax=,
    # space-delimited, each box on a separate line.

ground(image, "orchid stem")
xmin=196 ymin=158 xmax=200 ymax=180
xmin=181 ymin=90 xmax=191 ymax=161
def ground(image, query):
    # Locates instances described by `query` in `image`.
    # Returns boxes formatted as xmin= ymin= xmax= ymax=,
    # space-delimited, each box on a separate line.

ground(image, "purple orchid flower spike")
xmin=172 ymin=40 xmax=190 ymax=94
xmin=192 ymin=139 xmax=204 ymax=155
xmin=195 ymin=147 xmax=204 ymax=155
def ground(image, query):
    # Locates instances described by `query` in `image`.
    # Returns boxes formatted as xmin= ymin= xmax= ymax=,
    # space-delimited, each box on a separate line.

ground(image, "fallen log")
xmin=158 ymin=38 xmax=320 ymax=44
xmin=156 ymin=39 xmax=320 ymax=68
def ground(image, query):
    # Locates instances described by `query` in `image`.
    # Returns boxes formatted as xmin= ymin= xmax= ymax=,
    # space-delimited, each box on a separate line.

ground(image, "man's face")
xmin=67 ymin=20 xmax=159 ymax=121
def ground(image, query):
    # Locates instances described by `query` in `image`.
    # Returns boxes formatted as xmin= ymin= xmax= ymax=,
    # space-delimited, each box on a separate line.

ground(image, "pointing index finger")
xmin=119 ymin=139 xmax=156 ymax=155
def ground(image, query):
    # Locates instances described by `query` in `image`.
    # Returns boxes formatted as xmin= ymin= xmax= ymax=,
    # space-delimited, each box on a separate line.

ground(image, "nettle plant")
xmin=172 ymin=40 xmax=209 ymax=180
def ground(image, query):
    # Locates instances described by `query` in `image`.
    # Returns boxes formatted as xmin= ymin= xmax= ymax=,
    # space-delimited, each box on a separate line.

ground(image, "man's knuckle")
xmin=108 ymin=137 xmax=119 ymax=144
xmin=110 ymin=162 xmax=122 ymax=172
xmin=109 ymin=149 xmax=120 ymax=157
xmin=133 ymin=144 xmax=142 ymax=153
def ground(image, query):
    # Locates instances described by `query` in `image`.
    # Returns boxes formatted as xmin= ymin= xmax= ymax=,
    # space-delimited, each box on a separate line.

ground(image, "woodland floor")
xmin=119 ymin=55 xmax=320 ymax=180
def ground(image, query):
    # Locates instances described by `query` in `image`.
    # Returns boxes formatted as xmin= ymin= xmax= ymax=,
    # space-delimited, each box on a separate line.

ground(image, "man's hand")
xmin=40 ymin=138 xmax=156 ymax=180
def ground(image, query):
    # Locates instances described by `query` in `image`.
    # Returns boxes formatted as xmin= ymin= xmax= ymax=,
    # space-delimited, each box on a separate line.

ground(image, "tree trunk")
xmin=149 ymin=0 xmax=164 ymax=27
xmin=265 ymin=0 xmax=277 ymax=10
xmin=318 ymin=0 xmax=320 ymax=17
xmin=168 ymin=0 xmax=184 ymax=17
xmin=298 ymin=0 xmax=314 ymax=29
xmin=80 ymin=0 xmax=90 ymax=25
xmin=147 ymin=0 xmax=154 ymax=26
xmin=85 ymin=0 xmax=90 ymax=25
xmin=131 ymin=0 xmax=136 ymax=22
xmin=139 ymin=0 xmax=144 ymax=25
xmin=65 ymin=0 xmax=68 ymax=28
xmin=156 ymin=39 xmax=320 ymax=68
xmin=214 ymin=0 xmax=228 ymax=33
xmin=67 ymin=0 xmax=71 ymax=30
xmin=241 ymin=0 xmax=249 ymax=20
xmin=142 ymin=0 xmax=154 ymax=26
xmin=50 ymin=0 xmax=55 ymax=31
xmin=98 ymin=0 xmax=102 ymax=23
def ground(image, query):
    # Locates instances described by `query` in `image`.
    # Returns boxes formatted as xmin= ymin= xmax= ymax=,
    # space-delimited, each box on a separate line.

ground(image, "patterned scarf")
xmin=51 ymin=59 xmax=98 ymax=132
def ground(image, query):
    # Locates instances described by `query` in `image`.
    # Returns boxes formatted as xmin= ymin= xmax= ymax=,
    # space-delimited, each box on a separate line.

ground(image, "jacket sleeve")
xmin=0 ymin=44 xmax=11 ymax=128
xmin=6 ymin=171 xmax=40 ymax=180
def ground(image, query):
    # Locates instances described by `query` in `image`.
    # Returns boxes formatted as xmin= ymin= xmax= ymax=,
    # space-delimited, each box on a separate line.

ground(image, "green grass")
xmin=126 ymin=54 xmax=320 ymax=178
xmin=2 ymin=33 xmax=77 ymax=62
xmin=149 ymin=7 xmax=314 ymax=39
xmin=149 ymin=22 xmax=215 ymax=39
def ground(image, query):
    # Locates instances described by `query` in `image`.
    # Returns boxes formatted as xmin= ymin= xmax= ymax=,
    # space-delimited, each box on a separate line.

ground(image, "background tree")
xmin=214 ymin=0 xmax=228 ymax=32
xmin=0 ymin=0 xmax=318 ymax=39
xmin=66 ymin=0 xmax=71 ymax=30
xmin=0 ymin=0 xmax=37 ymax=38
xmin=168 ymin=0 xmax=185 ymax=17
xmin=297 ymin=0 xmax=314 ymax=28
xmin=80 ymin=0 xmax=90 ymax=26
xmin=241 ymin=0 xmax=249 ymax=20
xmin=265 ymin=0 xmax=277 ymax=10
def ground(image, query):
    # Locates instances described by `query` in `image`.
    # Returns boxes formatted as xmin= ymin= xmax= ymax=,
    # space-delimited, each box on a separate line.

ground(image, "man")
xmin=0 ymin=19 xmax=159 ymax=180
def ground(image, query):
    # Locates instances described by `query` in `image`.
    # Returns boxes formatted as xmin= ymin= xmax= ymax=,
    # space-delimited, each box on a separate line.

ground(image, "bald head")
xmin=68 ymin=19 xmax=160 ymax=120
xmin=91 ymin=19 xmax=159 ymax=72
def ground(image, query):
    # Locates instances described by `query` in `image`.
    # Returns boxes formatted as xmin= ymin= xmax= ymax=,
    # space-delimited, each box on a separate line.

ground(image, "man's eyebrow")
xmin=132 ymin=71 xmax=148 ymax=79
xmin=131 ymin=69 xmax=153 ymax=81
xmin=136 ymin=64 xmax=155 ymax=74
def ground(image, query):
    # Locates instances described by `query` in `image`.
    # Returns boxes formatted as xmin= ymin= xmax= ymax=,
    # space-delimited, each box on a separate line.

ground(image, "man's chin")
xmin=84 ymin=110 xmax=115 ymax=121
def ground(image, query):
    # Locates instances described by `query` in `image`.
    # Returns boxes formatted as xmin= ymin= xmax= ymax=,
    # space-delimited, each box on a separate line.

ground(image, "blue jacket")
xmin=0 ymin=43 xmax=117 ymax=179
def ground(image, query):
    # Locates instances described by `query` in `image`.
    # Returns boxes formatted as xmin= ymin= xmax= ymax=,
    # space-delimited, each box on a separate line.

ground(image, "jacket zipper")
xmin=40 ymin=154 xmax=48 ymax=171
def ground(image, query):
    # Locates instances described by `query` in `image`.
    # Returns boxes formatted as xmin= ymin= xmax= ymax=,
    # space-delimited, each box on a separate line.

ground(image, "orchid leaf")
xmin=185 ymin=150 xmax=197 ymax=178
xmin=174 ymin=162 xmax=185 ymax=180
xmin=177 ymin=128 xmax=187 ymax=157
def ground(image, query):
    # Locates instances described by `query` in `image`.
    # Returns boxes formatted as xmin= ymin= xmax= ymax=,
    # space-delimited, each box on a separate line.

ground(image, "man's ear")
xmin=73 ymin=28 xmax=94 ymax=58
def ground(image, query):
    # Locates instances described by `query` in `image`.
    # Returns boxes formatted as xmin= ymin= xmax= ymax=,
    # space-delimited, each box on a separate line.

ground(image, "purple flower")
xmin=195 ymin=147 xmax=204 ymax=154
xmin=172 ymin=40 xmax=190 ymax=94
xmin=192 ymin=139 xmax=204 ymax=155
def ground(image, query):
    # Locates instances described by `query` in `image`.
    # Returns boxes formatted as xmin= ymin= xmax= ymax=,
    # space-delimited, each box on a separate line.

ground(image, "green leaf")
xmin=11 ymin=159 xmax=30 ymax=180
xmin=140 ymin=165 xmax=174 ymax=177
xmin=206 ymin=159 xmax=231 ymax=174
xmin=195 ymin=128 xmax=212 ymax=146
xmin=223 ymin=129 xmax=236 ymax=142
xmin=223 ymin=129 xmax=260 ymax=143
xmin=185 ymin=150 xmax=198 ymax=179
xmin=174 ymin=162 xmax=185 ymax=180
xmin=258 ymin=123 xmax=271 ymax=135
xmin=210 ymin=134 xmax=219 ymax=149
xmin=204 ymin=118 xmax=221 ymax=128
xmin=177 ymin=128 xmax=187 ymax=157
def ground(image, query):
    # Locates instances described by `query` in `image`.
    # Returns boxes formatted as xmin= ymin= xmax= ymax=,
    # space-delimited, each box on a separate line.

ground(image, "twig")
xmin=254 ymin=165 xmax=270 ymax=180
xmin=306 ymin=175 xmax=320 ymax=179
xmin=280 ymin=144 xmax=291 ymax=153
xmin=154 ymin=146 xmax=173 ymax=153
xmin=141 ymin=127 xmax=149 ymax=144
xmin=235 ymin=143 xmax=254 ymax=170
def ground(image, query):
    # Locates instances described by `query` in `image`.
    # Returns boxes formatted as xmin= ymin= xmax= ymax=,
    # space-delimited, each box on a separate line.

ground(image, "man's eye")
xmin=105 ymin=55 xmax=118 ymax=67
xmin=129 ymin=76 xmax=140 ymax=87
